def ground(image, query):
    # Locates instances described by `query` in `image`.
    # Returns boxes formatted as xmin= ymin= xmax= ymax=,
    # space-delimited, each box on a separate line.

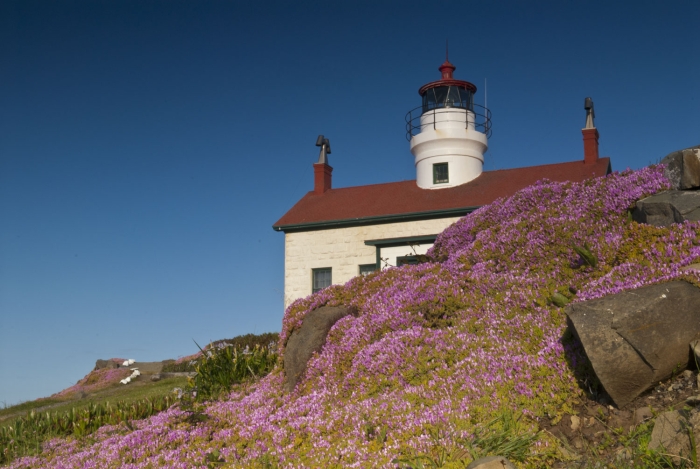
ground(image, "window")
xmin=397 ymin=256 xmax=420 ymax=266
xmin=433 ymin=163 xmax=449 ymax=184
xmin=359 ymin=264 xmax=377 ymax=276
xmin=312 ymin=268 xmax=332 ymax=293
xmin=422 ymin=86 xmax=474 ymax=113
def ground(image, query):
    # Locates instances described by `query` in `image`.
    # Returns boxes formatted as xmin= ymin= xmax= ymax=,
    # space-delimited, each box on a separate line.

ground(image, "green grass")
xmin=0 ymin=399 xmax=65 ymax=421
xmin=0 ymin=377 xmax=189 ymax=466
xmin=0 ymin=331 xmax=281 ymax=466
xmin=391 ymin=412 xmax=542 ymax=468
xmin=0 ymin=376 xmax=188 ymax=427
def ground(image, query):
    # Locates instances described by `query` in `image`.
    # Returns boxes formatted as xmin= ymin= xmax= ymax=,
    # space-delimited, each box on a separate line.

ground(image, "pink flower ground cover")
xmin=10 ymin=166 xmax=700 ymax=468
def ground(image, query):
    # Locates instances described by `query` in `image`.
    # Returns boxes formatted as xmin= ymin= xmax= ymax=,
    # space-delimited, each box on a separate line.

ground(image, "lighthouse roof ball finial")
xmin=315 ymin=135 xmax=331 ymax=164
xmin=584 ymin=97 xmax=595 ymax=129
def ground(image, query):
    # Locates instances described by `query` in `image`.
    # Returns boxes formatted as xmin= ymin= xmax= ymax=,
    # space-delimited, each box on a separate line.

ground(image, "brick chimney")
xmin=313 ymin=162 xmax=332 ymax=194
xmin=582 ymin=97 xmax=599 ymax=165
xmin=582 ymin=128 xmax=599 ymax=164
xmin=313 ymin=135 xmax=332 ymax=194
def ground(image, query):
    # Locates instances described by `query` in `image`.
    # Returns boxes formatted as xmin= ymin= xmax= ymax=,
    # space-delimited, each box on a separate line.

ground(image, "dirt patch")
xmin=540 ymin=369 xmax=699 ymax=467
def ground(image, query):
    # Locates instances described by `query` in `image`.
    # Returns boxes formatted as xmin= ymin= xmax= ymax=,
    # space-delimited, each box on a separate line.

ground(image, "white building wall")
xmin=410 ymin=108 xmax=488 ymax=189
xmin=283 ymin=217 xmax=462 ymax=309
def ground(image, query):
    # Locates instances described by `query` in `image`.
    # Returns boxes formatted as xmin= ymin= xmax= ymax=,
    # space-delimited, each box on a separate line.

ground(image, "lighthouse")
xmin=406 ymin=56 xmax=491 ymax=189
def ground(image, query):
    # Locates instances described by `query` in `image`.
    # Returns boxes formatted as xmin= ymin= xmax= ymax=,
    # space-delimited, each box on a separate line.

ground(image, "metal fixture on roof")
xmin=584 ymin=97 xmax=595 ymax=129
xmin=315 ymin=135 xmax=331 ymax=164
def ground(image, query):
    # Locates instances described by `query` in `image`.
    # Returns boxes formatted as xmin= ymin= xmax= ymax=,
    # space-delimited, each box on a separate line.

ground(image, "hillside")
xmin=6 ymin=165 xmax=700 ymax=468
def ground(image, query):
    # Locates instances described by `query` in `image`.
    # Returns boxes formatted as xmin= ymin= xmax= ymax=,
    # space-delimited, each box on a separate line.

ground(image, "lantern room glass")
xmin=421 ymin=86 xmax=473 ymax=114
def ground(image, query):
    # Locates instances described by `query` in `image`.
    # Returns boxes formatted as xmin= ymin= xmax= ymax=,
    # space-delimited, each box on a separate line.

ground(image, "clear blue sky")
xmin=1 ymin=0 xmax=698 ymax=406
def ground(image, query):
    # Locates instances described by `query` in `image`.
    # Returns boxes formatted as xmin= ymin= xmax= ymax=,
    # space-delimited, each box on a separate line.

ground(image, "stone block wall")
xmin=283 ymin=217 xmax=461 ymax=309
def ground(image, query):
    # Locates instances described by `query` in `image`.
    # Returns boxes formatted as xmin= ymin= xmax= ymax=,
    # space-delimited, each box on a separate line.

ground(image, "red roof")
xmin=273 ymin=158 xmax=611 ymax=231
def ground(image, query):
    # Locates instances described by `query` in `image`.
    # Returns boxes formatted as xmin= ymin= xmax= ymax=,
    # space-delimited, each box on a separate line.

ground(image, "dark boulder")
xmin=632 ymin=190 xmax=700 ymax=227
xmin=566 ymin=281 xmax=700 ymax=407
xmin=661 ymin=145 xmax=700 ymax=190
xmin=284 ymin=305 xmax=357 ymax=392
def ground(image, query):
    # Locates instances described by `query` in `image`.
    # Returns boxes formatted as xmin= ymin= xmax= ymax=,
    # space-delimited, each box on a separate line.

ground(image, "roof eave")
xmin=272 ymin=206 xmax=479 ymax=233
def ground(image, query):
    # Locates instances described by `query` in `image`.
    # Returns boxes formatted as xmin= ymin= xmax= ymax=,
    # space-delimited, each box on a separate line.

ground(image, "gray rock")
xmin=151 ymin=374 xmax=161 ymax=382
xmin=692 ymin=340 xmax=700 ymax=368
xmin=634 ymin=406 xmax=653 ymax=425
xmin=661 ymin=146 xmax=700 ymax=190
xmin=283 ymin=305 xmax=357 ymax=392
xmin=649 ymin=410 xmax=692 ymax=465
xmin=681 ymin=263 xmax=700 ymax=273
xmin=465 ymin=456 xmax=516 ymax=469
xmin=566 ymin=281 xmax=700 ymax=407
xmin=686 ymin=395 xmax=700 ymax=406
xmin=94 ymin=359 xmax=119 ymax=370
xmin=633 ymin=190 xmax=700 ymax=226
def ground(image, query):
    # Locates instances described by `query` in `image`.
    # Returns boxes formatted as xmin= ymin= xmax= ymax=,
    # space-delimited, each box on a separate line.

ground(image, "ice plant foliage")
xmin=10 ymin=166 xmax=700 ymax=468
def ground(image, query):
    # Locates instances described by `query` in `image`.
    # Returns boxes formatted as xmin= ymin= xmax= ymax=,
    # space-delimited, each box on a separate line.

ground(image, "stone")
xmin=683 ymin=370 xmax=695 ymax=380
xmin=465 ymin=456 xmax=516 ymax=469
xmin=570 ymin=415 xmax=581 ymax=431
xmin=565 ymin=281 xmax=700 ymax=407
xmin=151 ymin=374 xmax=161 ymax=382
xmin=94 ymin=359 xmax=119 ymax=370
xmin=633 ymin=190 xmax=700 ymax=227
xmin=634 ymin=406 xmax=653 ymax=425
xmin=682 ymin=263 xmax=700 ymax=273
xmin=649 ymin=410 xmax=692 ymax=465
xmin=661 ymin=146 xmax=700 ymax=190
xmin=284 ymin=305 xmax=357 ymax=392
xmin=692 ymin=340 xmax=700 ymax=368
xmin=686 ymin=395 xmax=700 ymax=406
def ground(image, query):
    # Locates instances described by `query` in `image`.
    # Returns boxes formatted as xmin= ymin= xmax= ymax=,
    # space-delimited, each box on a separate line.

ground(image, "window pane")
xmin=433 ymin=87 xmax=448 ymax=107
xmin=312 ymin=268 xmax=332 ymax=293
xmin=433 ymin=163 xmax=449 ymax=184
xmin=445 ymin=87 xmax=462 ymax=107
xmin=359 ymin=264 xmax=377 ymax=276
xmin=397 ymin=256 xmax=419 ymax=266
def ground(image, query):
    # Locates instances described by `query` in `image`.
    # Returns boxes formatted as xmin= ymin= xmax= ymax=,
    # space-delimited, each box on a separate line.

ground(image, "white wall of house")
xmin=283 ymin=216 xmax=461 ymax=309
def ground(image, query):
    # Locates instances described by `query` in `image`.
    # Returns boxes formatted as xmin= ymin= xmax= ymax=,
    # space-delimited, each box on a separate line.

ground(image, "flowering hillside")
xmin=9 ymin=166 xmax=700 ymax=469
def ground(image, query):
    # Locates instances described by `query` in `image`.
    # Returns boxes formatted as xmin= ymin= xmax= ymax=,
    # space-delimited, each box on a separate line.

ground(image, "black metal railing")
xmin=405 ymin=103 xmax=491 ymax=141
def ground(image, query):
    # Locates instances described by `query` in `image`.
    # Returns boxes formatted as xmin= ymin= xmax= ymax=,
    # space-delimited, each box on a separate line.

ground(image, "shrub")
xmin=186 ymin=342 xmax=277 ymax=401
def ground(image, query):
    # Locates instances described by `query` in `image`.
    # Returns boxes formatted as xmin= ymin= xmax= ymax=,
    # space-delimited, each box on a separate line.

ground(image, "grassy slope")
xmin=0 ymin=376 xmax=189 ymax=426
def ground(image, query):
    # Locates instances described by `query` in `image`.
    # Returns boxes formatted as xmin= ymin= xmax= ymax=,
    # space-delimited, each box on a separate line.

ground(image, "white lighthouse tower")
xmin=406 ymin=55 xmax=491 ymax=189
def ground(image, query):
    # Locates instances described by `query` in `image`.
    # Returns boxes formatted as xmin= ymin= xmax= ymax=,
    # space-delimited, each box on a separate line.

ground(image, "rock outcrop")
xmin=566 ymin=281 xmax=700 ymax=407
xmin=94 ymin=359 xmax=119 ymax=370
xmin=632 ymin=190 xmax=700 ymax=226
xmin=661 ymin=145 xmax=700 ymax=190
xmin=284 ymin=305 xmax=357 ymax=392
